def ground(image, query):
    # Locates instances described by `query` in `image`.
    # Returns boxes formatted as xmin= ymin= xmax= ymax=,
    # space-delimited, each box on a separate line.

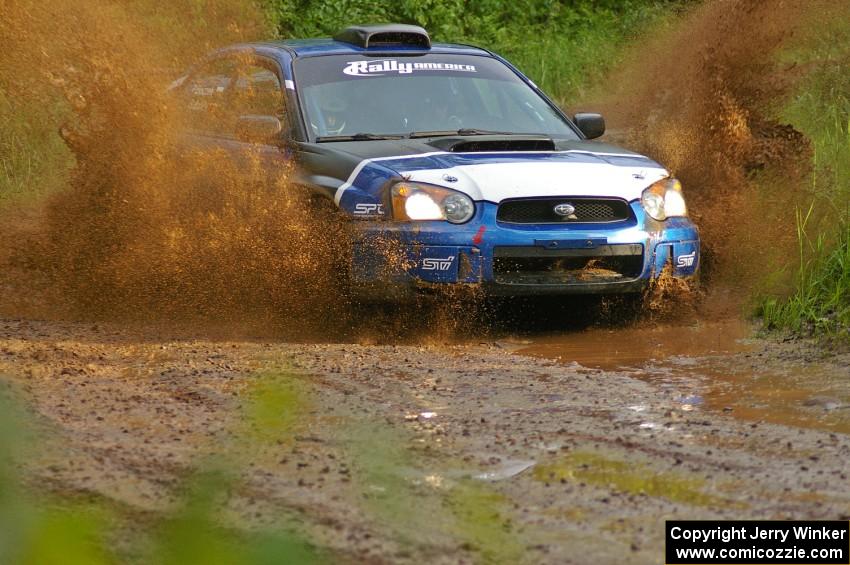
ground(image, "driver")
xmin=426 ymin=90 xmax=463 ymax=130
xmin=315 ymin=91 xmax=347 ymax=136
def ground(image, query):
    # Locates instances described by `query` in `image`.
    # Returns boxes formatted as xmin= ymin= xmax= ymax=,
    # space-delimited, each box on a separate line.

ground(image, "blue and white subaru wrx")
xmin=176 ymin=24 xmax=699 ymax=297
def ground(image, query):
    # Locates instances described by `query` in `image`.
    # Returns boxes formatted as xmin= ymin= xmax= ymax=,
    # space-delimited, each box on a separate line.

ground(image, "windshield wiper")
xmin=408 ymin=128 xmax=515 ymax=138
xmin=315 ymin=133 xmax=404 ymax=142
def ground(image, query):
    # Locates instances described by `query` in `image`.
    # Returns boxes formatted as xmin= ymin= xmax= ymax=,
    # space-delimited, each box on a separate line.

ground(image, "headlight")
xmin=641 ymin=177 xmax=688 ymax=221
xmin=391 ymin=182 xmax=475 ymax=224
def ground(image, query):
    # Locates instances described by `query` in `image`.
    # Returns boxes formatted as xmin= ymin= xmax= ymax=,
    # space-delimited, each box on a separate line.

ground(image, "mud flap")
xmin=352 ymin=242 xmax=481 ymax=284
xmin=409 ymin=246 xmax=482 ymax=283
xmin=653 ymin=240 xmax=699 ymax=278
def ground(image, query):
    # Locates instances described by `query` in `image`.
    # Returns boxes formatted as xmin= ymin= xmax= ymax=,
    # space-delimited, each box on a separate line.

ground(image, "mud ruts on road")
xmin=1 ymin=318 xmax=849 ymax=563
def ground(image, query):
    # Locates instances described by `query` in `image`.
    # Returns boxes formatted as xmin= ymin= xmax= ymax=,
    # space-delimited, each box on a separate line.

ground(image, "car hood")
xmin=320 ymin=138 xmax=669 ymax=207
xmin=390 ymin=149 xmax=668 ymax=203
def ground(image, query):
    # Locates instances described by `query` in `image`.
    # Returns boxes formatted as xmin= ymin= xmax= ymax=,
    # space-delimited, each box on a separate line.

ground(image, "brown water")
xmin=518 ymin=320 xmax=850 ymax=434
xmin=517 ymin=320 xmax=754 ymax=371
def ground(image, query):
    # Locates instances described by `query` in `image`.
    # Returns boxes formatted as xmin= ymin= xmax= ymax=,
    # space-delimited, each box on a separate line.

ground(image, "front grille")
xmin=497 ymin=197 xmax=631 ymax=224
xmin=493 ymin=244 xmax=644 ymax=285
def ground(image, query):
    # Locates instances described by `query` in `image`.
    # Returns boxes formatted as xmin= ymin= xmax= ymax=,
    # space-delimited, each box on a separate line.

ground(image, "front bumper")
xmin=351 ymin=201 xmax=699 ymax=297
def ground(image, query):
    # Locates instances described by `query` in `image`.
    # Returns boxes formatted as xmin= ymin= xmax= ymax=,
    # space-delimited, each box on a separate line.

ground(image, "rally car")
xmin=173 ymin=23 xmax=699 ymax=297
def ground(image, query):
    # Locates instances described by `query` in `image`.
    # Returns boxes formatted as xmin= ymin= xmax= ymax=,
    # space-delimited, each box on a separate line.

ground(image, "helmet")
xmin=319 ymin=91 xmax=347 ymax=135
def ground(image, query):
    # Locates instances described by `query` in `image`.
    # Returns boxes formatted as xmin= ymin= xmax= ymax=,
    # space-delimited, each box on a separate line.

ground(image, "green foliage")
xmin=151 ymin=470 xmax=321 ymax=565
xmin=533 ymin=451 xmax=729 ymax=507
xmin=445 ymin=479 xmax=524 ymax=564
xmin=152 ymin=471 xmax=246 ymax=565
xmin=0 ymin=371 xmax=529 ymax=564
xmin=341 ymin=420 xmax=526 ymax=562
xmin=759 ymin=16 xmax=850 ymax=340
xmin=243 ymin=371 xmax=308 ymax=444
xmin=0 ymin=376 xmax=323 ymax=565
xmin=17 ymin=508 xmax=112 ymax=565
xmin=0 ymin=392 xmax=111 ymax=565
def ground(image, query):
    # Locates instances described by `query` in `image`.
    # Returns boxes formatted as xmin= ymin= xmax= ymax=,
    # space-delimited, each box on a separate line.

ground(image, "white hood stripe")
xmin=334 ymin=150 xmax=661 ymax=205
xmin=334 ymin=151 xmax=449 ymax=204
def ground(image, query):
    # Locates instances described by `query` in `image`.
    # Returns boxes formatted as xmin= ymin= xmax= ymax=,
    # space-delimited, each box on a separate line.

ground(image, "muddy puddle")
xmin=517 ymin=319 xmax=850 ymax=434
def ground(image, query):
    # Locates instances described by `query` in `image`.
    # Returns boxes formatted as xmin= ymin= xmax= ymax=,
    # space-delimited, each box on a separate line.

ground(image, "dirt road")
xmin=1 ymin=318 xmax=849 ymax=563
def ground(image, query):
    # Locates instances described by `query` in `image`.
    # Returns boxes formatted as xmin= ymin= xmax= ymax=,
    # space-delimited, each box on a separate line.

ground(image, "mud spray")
xmin=0 ymin=0 xmax=846 ymax=339
xmin=599 ymin=0 xmax=850 ymax=318
xmin=0 ymin=0 xmax=354 ymax=337
xmin=0 ymin=0 xmax=486 ymax=340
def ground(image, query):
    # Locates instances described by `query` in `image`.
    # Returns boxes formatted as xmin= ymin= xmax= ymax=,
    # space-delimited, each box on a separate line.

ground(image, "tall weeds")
xmin=759 ymin=15 xmax=850 ymax=340
xmin=761 ymin=207 xmax=850 ymax=338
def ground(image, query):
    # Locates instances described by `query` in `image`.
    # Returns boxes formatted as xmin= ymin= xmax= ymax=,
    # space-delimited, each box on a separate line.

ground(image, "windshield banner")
xmin=343 ymin=59 xmax=477 ymax=77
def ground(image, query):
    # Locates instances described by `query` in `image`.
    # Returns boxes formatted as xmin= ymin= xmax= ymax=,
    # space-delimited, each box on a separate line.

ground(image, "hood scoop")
xmin=429 ymin=135 xmax=555 ymax=153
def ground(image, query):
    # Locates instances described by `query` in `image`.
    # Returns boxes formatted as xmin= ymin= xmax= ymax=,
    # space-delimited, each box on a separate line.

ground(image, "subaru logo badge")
xmin=553 ymin=203 xmax=576 ymax=217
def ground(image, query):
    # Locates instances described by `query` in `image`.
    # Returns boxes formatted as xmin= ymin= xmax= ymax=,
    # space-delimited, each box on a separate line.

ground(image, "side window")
xmin=232 ymin=64 xmax=284 ymax=120
xmin=183 ymin=58 xmax=238 ymax=135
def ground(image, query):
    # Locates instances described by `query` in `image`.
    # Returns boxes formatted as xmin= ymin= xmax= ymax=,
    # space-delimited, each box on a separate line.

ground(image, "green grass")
xmin=0 ymin=92 xmax=73 ymax=204
xmin=760 ymin=215 xmax=850 ymax=339
xmin=533 ymin=451 xmax=731 ymax=508
xmin=758 ymin=16 xmax=850 ymax=341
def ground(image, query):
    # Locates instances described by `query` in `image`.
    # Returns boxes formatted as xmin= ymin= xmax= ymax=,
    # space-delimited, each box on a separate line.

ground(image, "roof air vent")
xmin=333 ymin=24 xmax=431 ymax=49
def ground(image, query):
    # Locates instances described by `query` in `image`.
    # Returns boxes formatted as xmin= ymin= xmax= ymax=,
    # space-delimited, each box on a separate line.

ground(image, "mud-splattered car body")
xmin=175 ymin=24 xmax=699 ymax=297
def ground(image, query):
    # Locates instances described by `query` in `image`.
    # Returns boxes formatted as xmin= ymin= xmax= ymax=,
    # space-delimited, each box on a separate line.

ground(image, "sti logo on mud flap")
xmin=422 ymin=256 xmax=455 ymax=271
xmin=343 ymin=60 xmax=477 ymax=76
xmin=676 ymin=251 xmax=696 ymax=268
xmin=353 ymin=203 xmax=385 ymax=215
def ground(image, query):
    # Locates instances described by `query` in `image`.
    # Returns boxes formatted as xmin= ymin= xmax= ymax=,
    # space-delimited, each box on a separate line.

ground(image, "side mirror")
xmin=235 ymin=115 xmax=283 ymax=144
xmin=573 ymin=113 xmax=605 ymax=140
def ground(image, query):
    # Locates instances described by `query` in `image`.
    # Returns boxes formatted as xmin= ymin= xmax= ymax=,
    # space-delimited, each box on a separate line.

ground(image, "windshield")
xmin=293 ymin=54 xmax=579 ymax=140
